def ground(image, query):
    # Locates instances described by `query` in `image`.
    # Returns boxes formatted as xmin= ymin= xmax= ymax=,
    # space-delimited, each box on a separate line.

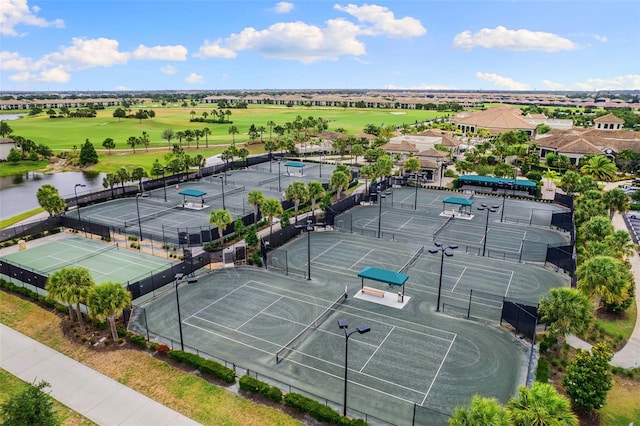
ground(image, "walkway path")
xmin=0 ymin=324 xmax=200 ymax=426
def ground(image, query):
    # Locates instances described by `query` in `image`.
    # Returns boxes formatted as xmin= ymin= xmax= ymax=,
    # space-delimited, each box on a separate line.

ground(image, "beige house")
xmin=451 ymin=105 xmax=537 ymax=135
xmin=0 ymin=138 xmax=17 ymax=160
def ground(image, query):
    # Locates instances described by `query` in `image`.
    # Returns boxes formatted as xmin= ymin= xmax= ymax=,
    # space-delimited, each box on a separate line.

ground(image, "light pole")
xmin=477 ymin=204 xmax=499 ymax=256
xmin=74 ymin=183 xmax=86 ymax=221
xmin=174 ymin=273 xmax=185 ymax=351
xmin=413 ymin=173 xmax=420 ymax=210
xmin=337 ymin=319 xmax=370 ymax=417
xmin=428 ymin=241 xmax=457 ymax=312
xmin=155 ymin=167 xmax=167 ymax=202
xmin=276 ymin=159 xmax=282 ymax=192
xmin=295 ymin=219 xmax=315 ymax=280
xmin=135 ymin=193 xmax=144 ymax=241
xmin=499 ymin=181 xmax=511 ymax=222
xmin=377 ymin=191 xmax=386 ymax=239
xmin=219 ymin=175 xmax=226 ymax=210
xmin=319 ymin=156 xmax=322 ymax=178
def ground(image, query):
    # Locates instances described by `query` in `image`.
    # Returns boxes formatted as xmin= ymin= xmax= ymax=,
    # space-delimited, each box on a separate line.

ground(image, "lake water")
xmin=0 ymin=171 xmax=107 ymax=220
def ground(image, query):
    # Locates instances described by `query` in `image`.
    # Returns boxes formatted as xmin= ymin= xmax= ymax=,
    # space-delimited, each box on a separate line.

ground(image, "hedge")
xmin=238 ymin=375 xmax=282 ymax=403
xmin=168 ymin=350 xmax=236 ymax=383
xmin=535 ymin=359 xmax=549 ymax=383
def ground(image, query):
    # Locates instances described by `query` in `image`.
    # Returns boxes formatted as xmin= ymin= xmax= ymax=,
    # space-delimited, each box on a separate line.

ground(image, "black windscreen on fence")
xmin=546 ymin=245 xmax=575 ymax=274
xmin=551 ymin=211 xmax=573 ymax=233
xmin=0 ymin=216 xmax=62 ymax=244
xmin=501 ymin=299 xmax=538 ymax=340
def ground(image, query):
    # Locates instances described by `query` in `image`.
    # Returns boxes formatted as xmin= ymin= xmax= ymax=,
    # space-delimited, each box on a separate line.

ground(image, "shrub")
xmin=127 ymin=333 xmax=147 ymax=348
xmin=535 ymin=359 xmax=549 ymax=383
xmin=238 ymin=375 xmax=282 ymax=403
xmin=284 ymin=392 xmax=342 ymax=424
xmin=252 ymin=251 xmax=262 ymax=267
xmin=168 ymin=350 xmax=236 ymax=383
xmin=203 ymin=242 xmax=220 ymax=252
xmin=128 ymin=235 xmax=138 ymax=241
xmin=157 ymin=344 xmax=170 ymax=354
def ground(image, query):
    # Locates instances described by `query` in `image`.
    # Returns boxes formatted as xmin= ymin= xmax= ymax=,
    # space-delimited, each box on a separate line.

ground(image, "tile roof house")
xmin=0 ymin=138 xmax=17 ymax=160
xmin=451 ymin=105 xmax=537 ymax=135
xmin=536 ymin=126 xmax=639 ymax=165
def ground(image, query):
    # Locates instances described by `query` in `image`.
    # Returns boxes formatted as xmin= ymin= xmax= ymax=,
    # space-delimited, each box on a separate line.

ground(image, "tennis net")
xmin=399 ymin=245 xmax=424 ymax=274
xmin=124 ymin=206 xmax=179 ymax=227
xmin=42 ymin=244 xmax=117 ymax=273
xmin=276 ymin=294 xmax=346 ymax=363
xmin=222 ymin=185 xmax=245 ymax=197
xmin=258 ymin=176 xmax=280 ymax=186
xmin=433 ymin=216 xmax=454 ymax=241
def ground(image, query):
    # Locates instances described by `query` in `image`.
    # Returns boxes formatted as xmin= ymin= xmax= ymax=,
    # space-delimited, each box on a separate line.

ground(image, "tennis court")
xmin=130 ymin=266 xmax=529 ymax=425
xmin=337 ymin=189 xmax=570 ymax=262
xmin=131 ymin=228 xmax=569 ymax=424
xmin=0 ymin=235 xmax=175 ymax=285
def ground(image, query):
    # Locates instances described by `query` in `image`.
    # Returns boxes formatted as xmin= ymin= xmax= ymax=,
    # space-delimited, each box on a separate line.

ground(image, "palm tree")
xmin=87 ymin=281 xmax=131 ymax=342
xmin=237 ymin=147 xmax=250 ymax=168
xmin=577 ymin=255 xmax=633 ymax=308
xmin=330 ymin=170 xmax=350 ymax=200
xmin=404 ymin=156 xmax=420 ymax=176
xmin=449 ymin=395 xmax=510 ymax=426
xmin=603 ymin=188 xmax=630 ymax=218
xmin=578 ymin=216 xmax=614 ymax=242
xmin=202 ymin=127 xmax=211 ymax=148
xmin=184 ymin=129 xmax=194 ymax=148
xmin=209 ymin=209 xmax=233 ymax=247
xmin=580 ymin=155 xmax=617 ymax=181
xmin=116 ymin=167 xmax=130 ymax=194
xmin=228 ymin=125 xmax=239 ymax=143
xmin=539 ymin=287 xmax=593 ymax=347
xmin=264 ymin=140 xmax=278 ymax=162
xmin=351 ymin=143 xmax=364 ymax=165
xmin=126 ymin=136 xmax=137 ymax=153
xmin=266 ymin=120 xmax=276 ymax=140
xmin=175 ymin=131 xmax=185 ymax=147
xmin=285 ymin=181 xmax=309 ymax=223
xmin=506 ymin=382 xmax=578 ymax=426
xmin=194 ymin=129 xmax=203 ymax=149
xmin=247 ymin=190 xmax=265 ymax=226
xmin=307 ymin=181 xmax=325 ymax=215
xmin=46 ymin=267 xmax=95 ymax=329
xmin=360 ymin=164 xmax=374 ymax=195
xmin=131 ymin=166 xmax=148 ymax=193
xmin=260 ymin=198 xmax=283 ymax=237
xmin=102 ymin=173 xmax=117 ymax=198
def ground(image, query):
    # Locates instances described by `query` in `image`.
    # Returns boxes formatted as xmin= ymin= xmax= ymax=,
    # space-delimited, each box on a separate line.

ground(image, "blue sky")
xmin=1 ymin=0 xmax=639 ymax=91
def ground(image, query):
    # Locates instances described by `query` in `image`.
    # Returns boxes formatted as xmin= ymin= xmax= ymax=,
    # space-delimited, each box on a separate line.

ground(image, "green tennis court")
xmin=0 ymin=236 xmax=175 ymax=285
xmin=130 ymin=266 xmax=530 ymax=425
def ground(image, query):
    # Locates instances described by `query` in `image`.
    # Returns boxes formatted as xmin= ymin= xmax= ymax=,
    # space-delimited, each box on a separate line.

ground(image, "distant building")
xmin=0 ymin=138 xmax=17 ymax=160
xmin=451 ymin=105 xmax=537 ymax=136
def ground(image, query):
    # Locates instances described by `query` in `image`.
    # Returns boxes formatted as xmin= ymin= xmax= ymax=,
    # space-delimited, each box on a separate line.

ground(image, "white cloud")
xmin=0 ymin=51 xmax=32 ymax=71
xmin=194 ymin=39 xmax=237 ymax=58
xmin=41 ymin=37 xmax=130 ymax=70
xmin=160 ymin=65 xmax=177 ymax=75
xmin=334 ymin=3 xmax=426 ymax=38
xmin=185 ymin=73 xmax=204 ymax=84
xmin=475 ymin=72 xmax=530 ymax=90
xmin=593 ymin=34 xmax=607 ymax=43
xmin=8 ymin=71 xmax=31 ymax=82
xmin=224 ymin=19 xmax=364 ymax=63
xmin=273 ymin=2 xmax=294 ymax=14
xmin=0 ymin=0 xmax=64 ymax=36
xmin=453 ymin=26 xmax=578 ymax=52
xmin=574 ymin=74 xmax=640 ymax=90
xmin=115 ymin=85 xmax=131 ymax=91
xmin=132 ymin=44 xmax=188 ymax=61
xmin=36 ymin=65 xmax=70 ymax=83
xmin=542 ymin=80 xmax=565 ymax=90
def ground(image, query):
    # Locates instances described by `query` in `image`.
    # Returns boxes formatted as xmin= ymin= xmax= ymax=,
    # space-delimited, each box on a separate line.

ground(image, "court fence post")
xmin=467 ymin=289 xmax=472 ymax=318
xmin=412 ymin=403 xmax=417 ymax=425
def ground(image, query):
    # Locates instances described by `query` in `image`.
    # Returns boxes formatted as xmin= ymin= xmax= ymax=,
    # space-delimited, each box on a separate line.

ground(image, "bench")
xmin=362 ymin=286 xmax=385 ymax=298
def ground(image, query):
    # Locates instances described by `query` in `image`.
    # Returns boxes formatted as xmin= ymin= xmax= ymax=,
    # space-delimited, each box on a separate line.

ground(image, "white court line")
xmin=451 ymin=267 xmax=466 ymax=292
xmin=421 ymin=334 xmax=457 ymax=406
xmin=312 ymin=240 xmax=343 ymax=263
xmin=182 ymin=319 xmax=276 ymax=354
xmin=185 ymin=283 xmax=251 ymax=321
xmin=235 ymin=296 xmax=284 ymax=331
xmin=360 ymin=326 xmax=395 ymax=373
xmin=245 ymin=280 xmax=456 ymax=339
xmin=397 ymin=217 xmax=413 ymax=230
xmin=504 ymin=271 xmax=515 ymax=297
xmin=349 ymin=249 xmax=375 ymax=270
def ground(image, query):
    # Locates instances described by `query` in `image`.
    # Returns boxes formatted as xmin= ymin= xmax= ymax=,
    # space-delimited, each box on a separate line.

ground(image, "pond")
xmin=0 ymin=171 xmax=107 ymax=220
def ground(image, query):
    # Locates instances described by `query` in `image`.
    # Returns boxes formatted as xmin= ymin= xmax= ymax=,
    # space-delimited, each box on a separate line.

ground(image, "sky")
xmin=1 ymin=0 xmax=639 ymax=92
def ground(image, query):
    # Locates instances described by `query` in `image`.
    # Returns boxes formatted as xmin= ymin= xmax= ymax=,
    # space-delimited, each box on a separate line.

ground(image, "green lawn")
xmin=0 ymin=160 xmax=50 ymax=177
xmin=6 ymin=105 xmax=444 ymax=152
xmin=0 ymin=368 xmax=95 ymax=425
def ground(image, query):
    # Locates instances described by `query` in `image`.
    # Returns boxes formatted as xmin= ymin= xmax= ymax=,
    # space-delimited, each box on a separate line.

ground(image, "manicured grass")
xmin=0 ymin=207 xmax=45 ymax=229
xmin=0 ymin=160 xmax=49 ymax=177
xmin=599 ymin=375 xmax=640 ymax=425
xmin=0 ymin=292 xmax=301 ymax=426
xmin=7 ymin=105 xmax=443 ymax=152
xmin=595 ymin=299 xmax=637 ymax=342
xmin=0 ymin=368 xmax=95 ymax=425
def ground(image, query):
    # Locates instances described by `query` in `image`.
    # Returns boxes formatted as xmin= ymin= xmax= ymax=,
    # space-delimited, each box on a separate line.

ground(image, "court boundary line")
xmin=420 ymin=335 xmax=457 ymax=406
xmin=361 ymin=326 xmax=394 ymax=373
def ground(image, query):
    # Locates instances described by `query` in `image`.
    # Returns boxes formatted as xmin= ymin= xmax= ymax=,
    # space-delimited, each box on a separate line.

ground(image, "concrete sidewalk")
xmin=0 ymin=324 xmax=200 ymax=426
